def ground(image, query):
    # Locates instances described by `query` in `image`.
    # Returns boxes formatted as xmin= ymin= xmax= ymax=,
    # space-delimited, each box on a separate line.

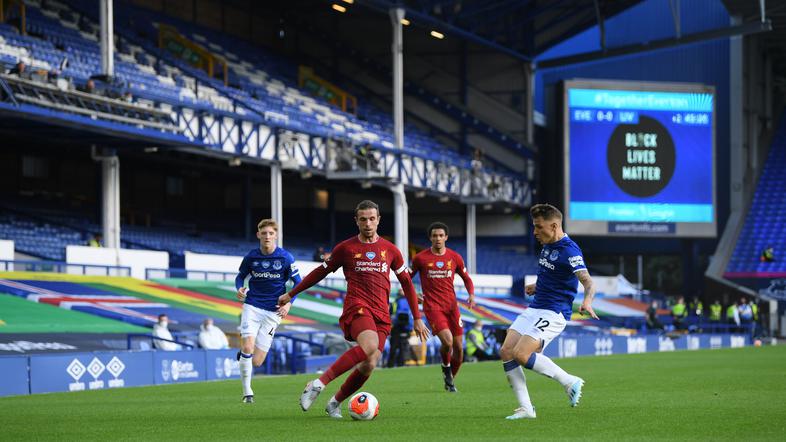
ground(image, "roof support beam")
xmin=539 ymin=20 xmax=773 ymax=69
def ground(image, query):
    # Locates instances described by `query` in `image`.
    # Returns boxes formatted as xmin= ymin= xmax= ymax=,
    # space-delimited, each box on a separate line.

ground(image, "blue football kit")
xmin=529 ymin=234 xmax=587 ymax=320
xmin=234 ymin=247 xmax=302 ymax=311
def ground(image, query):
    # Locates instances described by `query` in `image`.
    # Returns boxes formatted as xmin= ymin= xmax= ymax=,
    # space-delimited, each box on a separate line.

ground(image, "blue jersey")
xmin=529 ymin=234 xmax=587 ymax=320
xmin=235 ymin=247 xmax=302 ymax=312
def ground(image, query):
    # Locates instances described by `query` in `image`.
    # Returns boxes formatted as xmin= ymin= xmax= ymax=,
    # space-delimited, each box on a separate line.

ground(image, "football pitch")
xmin=2 ymin=346 xmax=784 ymax=441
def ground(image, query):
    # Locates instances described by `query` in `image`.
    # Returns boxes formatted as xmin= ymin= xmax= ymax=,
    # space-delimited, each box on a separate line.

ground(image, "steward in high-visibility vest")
xmin=709 ymin=301 xmax=722 ymax=322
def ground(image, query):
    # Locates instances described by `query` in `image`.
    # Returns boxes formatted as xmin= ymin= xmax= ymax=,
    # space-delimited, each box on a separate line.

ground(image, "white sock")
xmin=503 ymin=360 xmax=533 ymax=412
xmin=239 ymin=353 xmax=253 ymax=396
xmin=313 ymin=378 xmax=325 ymax=390
xmin=527 ymin=353 xmax=576 ymax=387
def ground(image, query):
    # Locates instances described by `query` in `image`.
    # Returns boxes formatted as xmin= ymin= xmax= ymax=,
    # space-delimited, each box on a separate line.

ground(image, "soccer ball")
xmin=348 ymin=392 xmax=379 ymax=420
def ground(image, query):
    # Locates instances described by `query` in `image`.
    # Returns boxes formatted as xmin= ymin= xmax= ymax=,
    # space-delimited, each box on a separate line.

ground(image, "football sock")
xmin=525 ymin=353 xmax=575 ymax=387
xmin=440 ymin=346 xmax=452 ymax=366
xmin=334 ymin=369 xmax=370 ymax=403
xmin=239 ymin=352 xmax=253 ymax=396
xmin=450 ymin=352 xmax=462 ymax=378
xmin=319 ymin=345 xmax=367 ymax=385
xmin=503 ymin=360 xmax=533 ymax=412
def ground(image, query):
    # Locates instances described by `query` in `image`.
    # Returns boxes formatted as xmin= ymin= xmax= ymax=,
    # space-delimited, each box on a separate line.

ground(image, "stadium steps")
xmin=725 ymin=112 xmax=786 ymax=277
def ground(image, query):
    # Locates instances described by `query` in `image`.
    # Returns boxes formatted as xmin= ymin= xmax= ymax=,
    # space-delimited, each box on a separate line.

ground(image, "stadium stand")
xmin=0 ymin=291 xmax=148 ymax=333
xmin=1 ymin=271 xmax=653 ymax=336
xmin=0 ymin=0 xmax=533 ymax=284
xmin=1 ymin=200 xmax=538 ymax=276
xmin=725 ymin=113 xmax=786 ymax=276
xmin=66 ymin=0 xmax=504 ymax=172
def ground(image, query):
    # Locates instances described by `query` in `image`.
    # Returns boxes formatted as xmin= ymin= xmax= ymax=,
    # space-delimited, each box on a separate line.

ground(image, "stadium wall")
xmin=0 ymin=240 xmax=13 ymax=270
xmin=535 ymin=0 xmax=732 ymax=240
xmin=66 ymin=246 xmax=169 ymax=280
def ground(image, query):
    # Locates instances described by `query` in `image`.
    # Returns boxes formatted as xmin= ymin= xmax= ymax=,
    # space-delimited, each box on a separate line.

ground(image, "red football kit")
xmin=288 ymin=236 xmax=421 ymax=344
xmin=289 ymin=235 xmax=422 ymax=402
xmin=410 ymin=247 xmax=475 ymax=336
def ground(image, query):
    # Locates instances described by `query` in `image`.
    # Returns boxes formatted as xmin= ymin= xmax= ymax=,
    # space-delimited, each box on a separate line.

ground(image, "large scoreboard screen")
xmin=563 ymin=79 xmax=716 ymax=237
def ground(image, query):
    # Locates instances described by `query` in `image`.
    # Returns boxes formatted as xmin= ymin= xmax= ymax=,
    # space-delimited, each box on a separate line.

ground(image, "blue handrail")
xmin=126 ymin=333 xmax=195 ymax=350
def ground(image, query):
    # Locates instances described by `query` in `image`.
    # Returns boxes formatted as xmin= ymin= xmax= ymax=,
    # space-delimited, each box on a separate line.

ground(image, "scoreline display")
xmin=563 ymin=79 xmax=716 ymax=237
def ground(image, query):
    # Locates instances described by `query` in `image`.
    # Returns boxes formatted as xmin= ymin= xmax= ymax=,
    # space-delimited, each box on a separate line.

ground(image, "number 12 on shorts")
xmin=534 ymin=318 xmax=549 ymax=332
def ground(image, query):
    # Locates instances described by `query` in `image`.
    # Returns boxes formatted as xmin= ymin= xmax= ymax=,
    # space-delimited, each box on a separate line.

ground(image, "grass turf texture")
xmin=1 ymin=346 xmax=784 ymax=441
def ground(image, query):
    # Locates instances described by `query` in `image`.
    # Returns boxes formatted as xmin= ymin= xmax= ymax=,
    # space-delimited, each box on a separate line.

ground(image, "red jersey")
xmin=410 ymin=247 xmax=474 ymax=311
xmin=324 ymin=236 xmax=409 ymax=325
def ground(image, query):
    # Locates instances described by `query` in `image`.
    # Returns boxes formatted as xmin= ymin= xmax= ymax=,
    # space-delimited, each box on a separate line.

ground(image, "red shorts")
xmin=339 ymin=305 xmax=390 ymax=352
xmin=425 ymin=305 xmax=463 ymax=336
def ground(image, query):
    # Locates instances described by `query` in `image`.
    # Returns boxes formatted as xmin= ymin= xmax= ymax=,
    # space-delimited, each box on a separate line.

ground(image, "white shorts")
xmin=240 ymin=303 xmax=282 ymax=352
xmin=509 ymin=307 xmax=567 ymax=351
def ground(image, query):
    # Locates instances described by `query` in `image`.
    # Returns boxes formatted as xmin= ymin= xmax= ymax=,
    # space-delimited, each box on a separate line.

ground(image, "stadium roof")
xmin=357 ymin=0 xmax=645 ymax=60
xmin=723 ymin=0 xmax=786 ymax=75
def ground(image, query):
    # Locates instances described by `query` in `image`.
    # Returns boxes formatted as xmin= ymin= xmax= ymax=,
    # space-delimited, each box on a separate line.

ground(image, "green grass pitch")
xmin=1 ymin=346 xmax=784 ymax=441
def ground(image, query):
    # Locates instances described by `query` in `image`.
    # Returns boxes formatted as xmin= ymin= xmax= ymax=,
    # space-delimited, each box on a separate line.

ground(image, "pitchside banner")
xmin=5 ymin=337 xmax=750 ymax=397
xmin=0 ymin=356 xmax=30 ymax=396
xmin=153 ymin=351 xmax=206 ymax=384
xmin=29 ymin=352 xmax=154 ymax=394
xmin=205 ymin=349 xmax=241 ymax=381
xmin=542 ymin=334 xmax=748 ymax=359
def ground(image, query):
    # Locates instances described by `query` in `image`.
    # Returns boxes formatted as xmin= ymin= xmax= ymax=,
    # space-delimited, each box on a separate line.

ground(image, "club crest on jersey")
xmin=272 ymin=260 xmax=282 ymax=270
xmin=549 ymin=250 xmax=559 ymax=261
xmin=366 ymin=252 xmax=376 ymax=261
xmin=262 ymin=261 xmax=270 ymax=269
xmin=436 ymin=261 xmax=444 ymax=268
xmin=380 ymin=250 xmax=386 ymax=259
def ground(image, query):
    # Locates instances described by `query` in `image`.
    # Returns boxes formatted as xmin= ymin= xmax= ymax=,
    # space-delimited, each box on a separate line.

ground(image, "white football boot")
xmin=325 ymin=398 xmax=343 ymax=419
xmin=300 ymin=379 xmax=324 ymax=411
xmin=566 ymin=378 xmax=585 ymax=407
xmin=505 ymin=406 xmax=536 ymax=420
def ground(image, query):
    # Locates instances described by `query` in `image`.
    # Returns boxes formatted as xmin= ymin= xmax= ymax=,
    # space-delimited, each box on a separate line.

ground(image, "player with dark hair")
xmin=278 ymin=200 xmax=428 ymax=418
xmin=410 ymin=221 xmax=475 ymax=392
xmin=499 ymin=203 xmax=598 ymax=420
xmin=235 ymin=218 xmax=301 ymax=404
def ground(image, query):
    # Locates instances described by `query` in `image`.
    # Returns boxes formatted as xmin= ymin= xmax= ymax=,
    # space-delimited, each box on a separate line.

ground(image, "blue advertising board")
xmin=3 ymin=336 xmax=750 ymax=397
xmin=205 ymin=349 xmax=241 ymax=381
xmin=153 ymin=351 xmax=207 ymax=384
xmin=0 ymin=356 xmax=30 ymax=396
xmin=541 ymin=334 xmax=748 ymax=359
xmin=564 ymin=80 xmax=716 ymax=237
xmin=29 ymin=351 xmax=154 ymax=394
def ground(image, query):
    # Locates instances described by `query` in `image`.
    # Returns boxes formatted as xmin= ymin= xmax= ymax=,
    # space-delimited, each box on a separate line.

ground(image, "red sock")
xmin=334 ymin=369 xmax=370 ymax=403
xmin=440 ymin=347 xmax=452 ymax=366
xmin=450 ymin=352 xmax=462 ymax=377
xmin=319 ymin=345 xmax=366 ymax=385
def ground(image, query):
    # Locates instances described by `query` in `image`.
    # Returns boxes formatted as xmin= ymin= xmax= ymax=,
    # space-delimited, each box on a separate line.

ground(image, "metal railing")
xmin=0 ymin=74 xmax=181 ymax=133
xmin=0 ymin=259 xmax=131 ymax=276
xmin=126 ymin=333 xmax=195 ymax=350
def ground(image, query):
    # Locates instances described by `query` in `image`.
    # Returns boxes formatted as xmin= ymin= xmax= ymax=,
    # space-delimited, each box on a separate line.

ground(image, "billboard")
xmin=563 ymin=79 xmax=716 ymax=237
xmin=29 ymin=352 xmax=154 ymax=394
